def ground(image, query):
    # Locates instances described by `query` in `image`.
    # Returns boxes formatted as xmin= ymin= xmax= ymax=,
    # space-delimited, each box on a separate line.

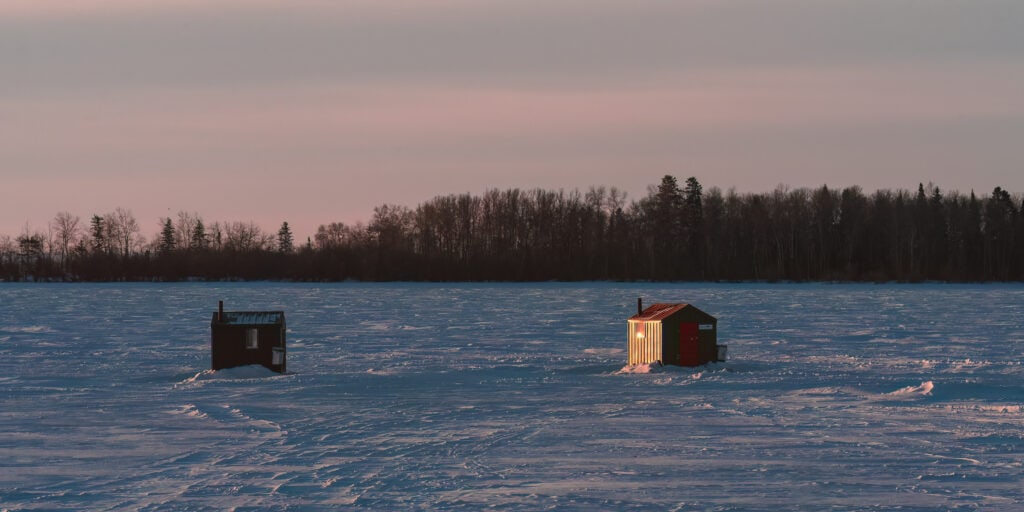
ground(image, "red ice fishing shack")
xmin=627 ymin=298 xmax=725 ymax=367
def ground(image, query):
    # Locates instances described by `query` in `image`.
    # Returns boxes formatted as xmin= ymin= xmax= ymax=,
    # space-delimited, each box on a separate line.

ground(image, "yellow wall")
xmin=627 ymin=320 xmax=663 ymax=365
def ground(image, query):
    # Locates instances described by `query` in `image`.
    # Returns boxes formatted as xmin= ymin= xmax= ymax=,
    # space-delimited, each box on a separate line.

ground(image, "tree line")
xmin=2 ymin=177 xmax=1022 ymax=282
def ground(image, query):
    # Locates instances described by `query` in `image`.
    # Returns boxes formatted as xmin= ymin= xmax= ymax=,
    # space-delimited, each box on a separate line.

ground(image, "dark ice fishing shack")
xmin=628 ymin=299 xmax=725 ymax=367
xmin=210 ymin=301 xmax=286 ymax=373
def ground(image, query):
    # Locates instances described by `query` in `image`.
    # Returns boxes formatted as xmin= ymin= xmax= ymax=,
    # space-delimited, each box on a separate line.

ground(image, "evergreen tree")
xmin=652 ymin=175 xmax=684 ymax=278
xmin=682 ymin=176 xmax=704 ymax=278
xmin=278 ymin=221 xmax=294 ymax=253
xmin=928 ymin=186 xmax=948 ymax=278
xmin=159 ymin=218 xmax=176 ymax=253
xmin=683 ymin=177 xmax=703 ymax=223
xmin=192 ymin=219 xmax=207 ymax=250
xmin=984 ymin=186 xmax=1016 ymax=279
xmin=16 ymin=233 xmax=44 ymax=262
xmin=811 ymin=185 xmax=839 ymax=276
xmin=90 ymin=215 xmax=107 ymax=254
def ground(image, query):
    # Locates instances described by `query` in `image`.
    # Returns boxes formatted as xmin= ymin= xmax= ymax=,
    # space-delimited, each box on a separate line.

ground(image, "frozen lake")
xmin=2 ymin=282 xmax=1023 ymax=510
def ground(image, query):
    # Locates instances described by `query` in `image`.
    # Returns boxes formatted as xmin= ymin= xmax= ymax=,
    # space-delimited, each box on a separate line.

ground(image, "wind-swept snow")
xmin=1 ymin=282 xmax=1023 ymax=510
xmin=181 ymin=364 xmax=285 ymax=385
xmin=887 ymin=380 xmax=935 ymax=397
xmin=617 ymin=362 xmax=663 ymax=374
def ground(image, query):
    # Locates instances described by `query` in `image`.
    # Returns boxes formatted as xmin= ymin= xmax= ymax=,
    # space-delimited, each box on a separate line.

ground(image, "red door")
xmin=679 ymin=323 xmax=700 ymax=366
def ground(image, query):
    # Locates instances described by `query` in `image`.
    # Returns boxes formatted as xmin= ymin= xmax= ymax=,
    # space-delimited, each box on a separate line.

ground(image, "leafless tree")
xmin=224 ymin=221 xmax=272 ymax=252
xmin=0 ymin=234 xmax=15 ymax=265
xmin=50 ymin=212 xmax=81 ymax=268
xmin=314 ymin=222 xmax=351 ymax=250
xmin=606 ymin=187 xmax=628 ymax=213
xmin=585 ymin=186 xmax=606 ymax=212
xmin=174 ymin=211 xmax=202 ymax=250
xmin=369 ymin=204 xmax=414 ymax=248
xmin=207 ymin=221 xmax=224 ymax=250
xmin=105 ymin=207 xmax=142 ymax=257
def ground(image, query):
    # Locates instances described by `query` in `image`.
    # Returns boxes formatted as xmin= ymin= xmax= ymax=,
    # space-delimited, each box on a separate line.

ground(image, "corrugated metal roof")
xmin=629 ymin=303 xmax=690 ymax=321
xmin=218 ymin=311 xmax=284 ymax=325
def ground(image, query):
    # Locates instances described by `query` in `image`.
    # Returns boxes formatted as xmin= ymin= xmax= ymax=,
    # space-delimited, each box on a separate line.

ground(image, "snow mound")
xmin=171 ymin=404 xmax=209 ymax=418
xmin=616 ymin=362 xmax=664 ymax=374
xmin=887 ymin=381 xmax=935 ymax=397
xmin=180 ymin=365 xmax=282 ymax=384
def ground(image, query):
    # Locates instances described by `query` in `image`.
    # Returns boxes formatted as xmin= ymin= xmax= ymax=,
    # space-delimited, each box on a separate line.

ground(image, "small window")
xmin=246 ymin=328 xmax=258 ymax=349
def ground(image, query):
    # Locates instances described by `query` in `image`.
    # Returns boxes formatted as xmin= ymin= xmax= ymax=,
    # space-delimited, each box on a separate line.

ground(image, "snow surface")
xmin=1 ymin=282 xmax=1023 ymax=510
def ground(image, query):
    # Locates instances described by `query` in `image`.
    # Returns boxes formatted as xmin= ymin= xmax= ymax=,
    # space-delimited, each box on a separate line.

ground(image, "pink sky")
xmin=3 ymin=1 xmax=1023 ymax=242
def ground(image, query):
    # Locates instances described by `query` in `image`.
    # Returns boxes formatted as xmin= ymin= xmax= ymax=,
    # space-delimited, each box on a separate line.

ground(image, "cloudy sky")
xmin=2 ymin=0 xmax=1023 ymax=241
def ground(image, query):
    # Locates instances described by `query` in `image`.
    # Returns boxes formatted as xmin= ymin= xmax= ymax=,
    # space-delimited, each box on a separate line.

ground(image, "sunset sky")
xmin=2 ymin=0 xmax=1023 ymax=242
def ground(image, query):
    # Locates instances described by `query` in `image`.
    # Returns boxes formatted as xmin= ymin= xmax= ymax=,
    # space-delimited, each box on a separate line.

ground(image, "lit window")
xmin=246 ymin=328 xmax=258 ymax=349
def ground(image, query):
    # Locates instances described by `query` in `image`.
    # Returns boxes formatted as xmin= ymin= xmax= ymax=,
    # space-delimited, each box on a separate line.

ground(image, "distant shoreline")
xmin=4 ymin=179 xmax=1021 ymax=282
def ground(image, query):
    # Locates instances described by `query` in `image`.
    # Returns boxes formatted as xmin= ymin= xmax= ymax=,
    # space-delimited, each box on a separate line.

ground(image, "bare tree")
xmin=369 ymin=204 xmax=414 ymax=249
xmin=105 ymin=208 xmax=142 ymax=257
xmin=207 ymin=221 xmax=224 ymax=250
xmin=606 ymin=187 xmax=627 ymax=213
xmin=314 ymin=222 xmax=352 ymax=249
xmin=50 ymin=212 xmax=81 ymax=268
xmin=585 ymin=186 xmax=607 ymax=212
xmin=103 ymin=212 xmax=121 ymax=255
xmin=224 ymin=221 xmax=272 ymax=252
xmin=0 ymin=234 xmax=15 ymax=265
xmin=174 ymin=211 xmax=201 ymax=250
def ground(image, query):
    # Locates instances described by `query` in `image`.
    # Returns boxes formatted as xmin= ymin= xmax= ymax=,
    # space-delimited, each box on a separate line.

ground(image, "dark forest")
xmin=3 ymin=177 xmax=1022 ymax=282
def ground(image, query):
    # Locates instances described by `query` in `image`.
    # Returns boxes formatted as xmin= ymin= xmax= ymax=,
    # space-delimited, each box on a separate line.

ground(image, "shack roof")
xmin=212 ymin=311 xmax=285 ymax=326
xmin=629 ymin=303 xmax=714 ymax=322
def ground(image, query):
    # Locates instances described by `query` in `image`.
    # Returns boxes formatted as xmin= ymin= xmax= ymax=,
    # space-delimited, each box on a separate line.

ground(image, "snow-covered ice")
xmin=1 ymin=282 xmax=1023 ymax=510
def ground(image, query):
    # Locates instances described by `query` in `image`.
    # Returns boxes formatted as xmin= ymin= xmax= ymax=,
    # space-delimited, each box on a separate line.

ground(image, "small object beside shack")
xmin=628 ymin=298 xmax=725 ymax=367
xmin=210 ymin=301 xmax=287 ymax=373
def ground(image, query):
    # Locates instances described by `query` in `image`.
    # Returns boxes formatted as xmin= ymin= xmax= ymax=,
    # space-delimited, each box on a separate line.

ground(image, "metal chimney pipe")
xmin=637 ymin=297 xmax=643 ymax=316
xmin=218 ymin=300 xmax=224 ymax=322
